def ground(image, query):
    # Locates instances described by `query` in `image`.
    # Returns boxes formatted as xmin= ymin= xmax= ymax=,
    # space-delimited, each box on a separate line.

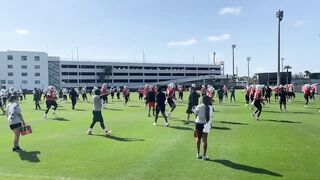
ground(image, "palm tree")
xmin=284 ymin=65 xmax=292 ymax=84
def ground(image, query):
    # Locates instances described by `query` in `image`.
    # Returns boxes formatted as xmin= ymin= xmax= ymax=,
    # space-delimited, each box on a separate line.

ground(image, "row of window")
xmin=7 ymin=55 xmax=40 ymax=61
xmin=7 ymin=65 xmax=40 ymax=69
xmin=6 ymin=80 xmax=41 ymax=84
xmin=7 ymin=72 xmax=41 ymax=77
xmin=61 ymin=64 xmax=220 ymax=71
xmin=61 ymin=79 xmax=174 ymax=84
xmin=61 ymin=72 xmax=217 ymax=76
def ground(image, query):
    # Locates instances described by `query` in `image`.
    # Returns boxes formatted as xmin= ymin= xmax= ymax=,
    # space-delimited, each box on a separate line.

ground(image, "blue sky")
xmin=1 ymin=0 xmax=319 ymax=76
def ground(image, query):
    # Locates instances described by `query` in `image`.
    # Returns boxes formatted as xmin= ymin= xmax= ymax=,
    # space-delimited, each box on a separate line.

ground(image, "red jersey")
xmin=123 ymin=89 xmax=129 ymax=97
xmin=254 ymin=90 xmax=262 ymax=100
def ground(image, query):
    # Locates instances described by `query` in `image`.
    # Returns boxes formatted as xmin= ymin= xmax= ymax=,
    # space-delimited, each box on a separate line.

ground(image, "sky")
xmin=0 ymin=0 xmax=319 ymax=76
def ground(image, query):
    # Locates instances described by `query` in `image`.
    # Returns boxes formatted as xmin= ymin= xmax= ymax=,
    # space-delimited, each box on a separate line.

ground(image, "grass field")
xmin=0 ymin=91 xmax=319 ymax=180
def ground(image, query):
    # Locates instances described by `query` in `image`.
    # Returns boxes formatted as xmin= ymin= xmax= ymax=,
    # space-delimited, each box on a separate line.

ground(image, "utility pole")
xmin=247 ymin=57 xmax=251 ymax=84
xmin=232 ymin=44 xmax=236 ymax=86
xmin=281 ymin=58 xmax=284 ymax=72
xmin=276 ymin=10 xmax=284 ymax=85
xmin=213 ymin=52 xmax=216 ymax=65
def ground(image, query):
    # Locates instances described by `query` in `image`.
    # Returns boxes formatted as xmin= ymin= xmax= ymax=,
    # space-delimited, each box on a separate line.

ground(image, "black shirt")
xmin=188 ymin=91 xmax=199 ymax=106
xmin=147 ymin=91 xmax=156 ymax=102
xmin=279 ymin=90 xmax=287 ymax=101
xmin=156 ymin=91 xmax=166 ymax=107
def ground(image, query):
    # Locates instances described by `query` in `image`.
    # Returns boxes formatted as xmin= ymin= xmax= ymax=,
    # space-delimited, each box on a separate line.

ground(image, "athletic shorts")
xmin=279 ymin=100 xmax=286 ymax=106
xmin=101 ymin=95 xmax=108 ymax=101
xmin=167 ymin=98 xmax=175 ymax=108
xmin=46 ymin=100 xmax=57 ymax=109
xmin=10 ymin=122 xmax=22 ymax=130
xmin=92 ymin=111 xmax=104 ymax=122
xmin=156 ymin=105 xmax=165 ymax=114
xmin=186 ymin=105 xmax=193 ymax=114
xmin=195 ymin=123 xmax=205 ymax=137
xmin=148 ymin=101 xmax=155 ymax=108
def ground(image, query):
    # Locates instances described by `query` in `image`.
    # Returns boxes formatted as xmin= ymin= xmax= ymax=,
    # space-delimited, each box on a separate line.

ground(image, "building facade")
xmin=51 ymin=58 xmax=222 ymax=89
xmin=0 ymin=50 xmax=49 ymax=90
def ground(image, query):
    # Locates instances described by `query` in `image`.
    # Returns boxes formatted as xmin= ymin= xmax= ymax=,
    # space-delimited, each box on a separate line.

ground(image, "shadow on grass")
xmin=50 ymin=117 xmax=70 ymax=121
xmin=57 ymin=108 xmax=67 ymax=110
xmin=264 ymin=110 xmax=281 ymax=114
xmin=209 ymin=159 xmax=282 ymax=177
xmin=212 ymin=126 xmax=231 ymax=130
xmin=107 ymin=108 xmax=124 ymax=111
xmin=18 ymin=150 xmax=41 ymax=163
xmin=73 ymin=109 xmax=86 ymax=111
xmin=128 ymin=105 xmax=141 ymax=107
xmin=169 ymin=125 xmax=193 ymax=131
xmin=221 ymin=104 xmax=239 ymax=107
xmin=217 ymin=121 xmax=249 ymax=125
xmin=290 ymin=111 xmax=313 ymax=115
xmin=94 ymin=134 xmax=145 ymax=142
xmin=261 ymin=119 xmax=302 ymax=124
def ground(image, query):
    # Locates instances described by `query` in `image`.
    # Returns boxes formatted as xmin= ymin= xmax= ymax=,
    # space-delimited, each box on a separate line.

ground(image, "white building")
xmin=0 ymin=50 xmax=49 ymax=90
xmin=0 ymin=50 xmax=223 ymax=90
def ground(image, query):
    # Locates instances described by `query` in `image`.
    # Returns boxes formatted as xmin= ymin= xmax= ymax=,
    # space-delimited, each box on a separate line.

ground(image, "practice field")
xmin=0 ymin=91 xmax=319 ymax=180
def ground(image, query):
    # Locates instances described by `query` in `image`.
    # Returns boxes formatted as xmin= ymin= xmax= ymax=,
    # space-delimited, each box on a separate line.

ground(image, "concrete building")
xmin=1 ymin=50 xmax=223 ymax=90
xmin=50 ymin=58 xmax=223 ymax=89
xmin=0 ymin=50 xmax=49 ymax=90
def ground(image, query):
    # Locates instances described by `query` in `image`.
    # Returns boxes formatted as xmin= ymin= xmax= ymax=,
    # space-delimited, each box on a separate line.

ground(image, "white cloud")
xmin=293 ymin=20 xmax=305 ymax=27
xmin=208 ymin=33 xmax=231 ymax=42
xmin=218 ymin=7 xmax=241 ymax=15
xmin=16 ymin=29 xmax=29 ymax=35
xmin=167 ymin=38 xmax=198 ymax=47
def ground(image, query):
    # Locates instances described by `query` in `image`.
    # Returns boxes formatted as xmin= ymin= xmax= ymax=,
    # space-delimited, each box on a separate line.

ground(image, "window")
xmin=7 ymin=80 xmax=14 ymax=84
xmin=198 ymin=73 xmax=208 ymax=76
xmin=210 ymin=67 xmax=220 ymax=71
xmin=34 ymin=56 xmax=40 ymax=61
xmin=113 ymin=79 xmax=128 ymax=83
xmin=8 ymin=65 xmax=13 ymax=68
xmin=21 ymin=56 xmax=27 ymax=61
xmin=22 ymin=80 xmax=28 ymax=84
xmin=61 ymin=72 xmax=78 ymax=76
xmin=35 ymin=65 xmax=40 ymax=69
xmin=186 ymin=73 xmax=197 ymax=76
xmin=79 ymin=72 xmax=96 ymax=76
xmin=129 ymin=66 xmax=143 ymax=70
xmin=129 ymin=79 xmax=143 ymax=83
xmin=172 ymin=67 xmax=184 ymax=70
xmin=144 ymin=73 xmax=157 ymax=76
xmin=8 ymin=72 xmax=13 ymax=76
xmin=35 ymin=73 xmax=40 ymax=76
xmin=114 ymin=73 xmax=128 ymax=76
xmin=145 ymin=79 xmax=157 ymax=83
xmin=35 ymin=80 xmax=41 ymax=84
xmin=159 ymin=73 xmax=171 ymax=76
xmin=172 ymin=73 xmax=184 ymax=76
xmin=79 ymin=79 xmax=96 ymax=83
xmin=96 ymin=65 xmax=107 ymax=69
xmin=21 ymin=73 xmax=28 ymax=76
xmin=144 ymin=66 xmax=157 ymax=70
xmin=0 ymin=80 xmax=6 ymax=84
xmin=185 ymin=67 xmax=197 ymax=70
xmin=198 ymin=67 xmax=209 ymax=71
xmin=21 ymin=65 xmax=27 ymax=69
xmin=62 ymin=79 xmax=78 ymax=83
xmin=158 ymin=67 xmax=171 ymax=70
xmin=7 ymin=55 xmax=13 ymax=60
xmin=61 ymin=65 xmax=77 ymax=68
xmin=79 ymin=65 xmax=95 ymax=69
xmin=129 ymin=73 xmax=143 ymax=76
xmin=158 ymin=79 xmax=171 ymax=82
xmin=113 ymin=66 xmax=128 ymax=70
xmin=97 ymin=79 xmax=112 ymax=83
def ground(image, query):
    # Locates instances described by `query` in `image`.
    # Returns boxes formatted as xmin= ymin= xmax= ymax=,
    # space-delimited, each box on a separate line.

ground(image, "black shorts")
xmin=92 ymin=111 xmax=104 ymax=122
xmin=195 ymin=123 xmax=204 ymax=137
xmin=46 ymin=100 xmax=57 ymax=109
xmin=167 ymin=98 xmax=175 ymax=108
xmin=279 ymin=100 xmax=286 ymax=105
xmin=10 ymin=122 xmax=22 ymax=130
xmin=156 ymin=105 xmax=165 ymax=114
xmin=186 ymin=105 xmax=193 ymax=114
xmin=101 ymin=95 xmax=108 ymax=101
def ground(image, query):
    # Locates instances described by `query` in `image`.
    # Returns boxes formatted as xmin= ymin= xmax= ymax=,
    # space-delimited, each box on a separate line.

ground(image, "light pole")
xmin=276 ymin=10 xmax=284 ymax=85
xmin=213 ymin=52 xmax=216 ymax=65
xmin=281 ymin=58 xmax=284 ymax=72
xmin=247 ymin=57 xmax=251 ymax=84
xmin=232 ymin=44 xmax=236 ymax=86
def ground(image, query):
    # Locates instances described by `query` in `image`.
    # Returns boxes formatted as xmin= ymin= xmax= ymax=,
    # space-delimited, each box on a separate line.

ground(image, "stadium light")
xmin=276 ymin=10 xmax=284 ymax=85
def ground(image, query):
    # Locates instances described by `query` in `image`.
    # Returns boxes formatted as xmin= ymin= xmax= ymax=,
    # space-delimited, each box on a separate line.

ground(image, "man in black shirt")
xmin=185 ymin=86 xmax=199 ymax=124
xmin=146 ymin=85 xmax=156 ymax=117
xmin=265 ymin=86 xmax=272 ymax=104
xmin=154 ymin=87 xmax=169 ymax=127
xmin=229 ymin=86 xmax=236 ymax=103
xmin=279 ymin=87 xmax=287 ymax=112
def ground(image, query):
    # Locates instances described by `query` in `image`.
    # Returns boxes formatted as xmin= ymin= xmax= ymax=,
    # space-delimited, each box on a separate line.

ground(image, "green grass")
xmin=0 ymin=91 xmax=319 ymax=180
